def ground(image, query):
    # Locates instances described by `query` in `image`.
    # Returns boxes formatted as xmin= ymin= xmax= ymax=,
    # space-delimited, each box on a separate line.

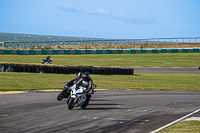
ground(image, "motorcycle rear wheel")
xmin=68 ymin=97 xmax=75 ymax=110
xmin=81 ymin=95 xmax=91 ymax=109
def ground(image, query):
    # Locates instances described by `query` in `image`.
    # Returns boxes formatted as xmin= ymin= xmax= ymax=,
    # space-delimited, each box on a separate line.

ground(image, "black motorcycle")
xmin=42 ymin=56 xmax=52 ymax=64
xmin=57 ymin=80 xmax=74 ymax=101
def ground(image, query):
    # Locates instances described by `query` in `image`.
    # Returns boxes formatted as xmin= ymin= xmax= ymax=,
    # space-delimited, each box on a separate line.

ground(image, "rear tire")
xmin=81 ymin=95 xmax=91 ymax=109
xmin=68 ymin=97 xmax=75 ymax=110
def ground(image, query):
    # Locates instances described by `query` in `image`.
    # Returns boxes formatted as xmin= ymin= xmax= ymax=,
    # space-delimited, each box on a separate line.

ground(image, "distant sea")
xmin=0 ymin=32 xmax=103 ymax=42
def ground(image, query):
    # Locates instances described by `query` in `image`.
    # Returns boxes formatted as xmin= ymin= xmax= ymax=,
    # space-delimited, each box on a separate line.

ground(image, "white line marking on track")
xmin=150 ymin=108 xmax=200 ymax=133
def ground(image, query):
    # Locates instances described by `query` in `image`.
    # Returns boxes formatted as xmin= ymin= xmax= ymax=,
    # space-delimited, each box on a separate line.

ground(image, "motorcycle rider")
xmin=72 ymin=72 xmax=83 ymax=82
xmin=42 ymin=55 xmax=52 ymax=64
xmin=63 ymin=72 xmax=83 ymax=98
xmin=76 ymin=72 xmax=93 ymax=107
xmin=65 ymin=72 xmax=83 ymax=90
xmin=77 ymin=72 xmax=93 ymax=94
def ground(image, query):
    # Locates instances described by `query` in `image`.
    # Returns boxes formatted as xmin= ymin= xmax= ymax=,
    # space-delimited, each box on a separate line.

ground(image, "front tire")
xmin=68 ymin=97 xmax=75 ymax=110
xmin=57 ymin=91 xmax=64 ymax=101
xmin=67 ymin=95 xmax=71 ymax=105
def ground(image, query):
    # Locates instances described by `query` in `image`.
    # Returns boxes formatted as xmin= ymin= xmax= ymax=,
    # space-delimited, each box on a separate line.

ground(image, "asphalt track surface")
xmin=1 ymin=90 xmax=200 ymax=133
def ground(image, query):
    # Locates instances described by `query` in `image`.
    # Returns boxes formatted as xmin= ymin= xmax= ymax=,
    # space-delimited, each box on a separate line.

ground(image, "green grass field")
xmin=0 ymin=72 xmax=199 ymax=91
xmin=160 ymin=121 xmax=200 ymax=133
xmin=0 ymin=53 xmax=199 ymax=67
xmin=0 ymin=53 xmax=200 ymax=91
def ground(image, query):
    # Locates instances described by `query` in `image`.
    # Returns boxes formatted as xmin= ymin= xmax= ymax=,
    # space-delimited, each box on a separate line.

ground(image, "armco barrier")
xmin=0 ymin=63 xmax=134 ymax=75
xmin=0 ymin=48 xmax=199 ymax=55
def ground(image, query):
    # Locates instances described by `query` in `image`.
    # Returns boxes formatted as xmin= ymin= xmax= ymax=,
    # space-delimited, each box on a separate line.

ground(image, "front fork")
xmin=71 ymin=94 xmax=78 ymax=103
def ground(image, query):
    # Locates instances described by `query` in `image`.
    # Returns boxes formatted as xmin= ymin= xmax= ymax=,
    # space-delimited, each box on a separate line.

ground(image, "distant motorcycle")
xmin=42 ymin=56 xmax=52 ymax=64
xmin=57 ymin=80 xmax=74 ymax=101
xmin=67 ymin=83 xmax=97 ymax=110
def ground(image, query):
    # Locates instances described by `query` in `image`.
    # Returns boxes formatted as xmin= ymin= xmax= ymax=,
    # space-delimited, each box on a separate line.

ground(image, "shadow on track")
xmin=83 ymin=107 xmax=127 ymax=110
xmin=83 ymin=103 xmax=126 ymax=110
xmin=89 ymin=103 xmax=125 ymax=106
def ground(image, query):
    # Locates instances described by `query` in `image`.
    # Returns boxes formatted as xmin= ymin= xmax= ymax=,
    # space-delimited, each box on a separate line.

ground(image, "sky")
xmin=0 ymin=0 xmax=199 ymax=39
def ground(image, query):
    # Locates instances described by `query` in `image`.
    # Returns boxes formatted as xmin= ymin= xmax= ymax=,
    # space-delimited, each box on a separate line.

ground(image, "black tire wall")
xmin=0 ymin=63 xmax=134 ymax=75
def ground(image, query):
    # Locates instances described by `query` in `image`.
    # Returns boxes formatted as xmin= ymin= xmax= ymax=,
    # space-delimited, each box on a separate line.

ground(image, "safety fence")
xmin=0 ymin=48 xmax=199 ymax=55
xmin=0 ymin=37 xmax=200 ymax=48
xmin=0 ymin=63 xmax=134 ymax=75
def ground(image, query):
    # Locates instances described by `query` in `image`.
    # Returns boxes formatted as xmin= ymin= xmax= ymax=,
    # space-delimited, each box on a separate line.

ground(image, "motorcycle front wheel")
xmin=67 ymin=95 xmax=71 ymax=105
xmin=68 ymin=97 xmax=75 ymax=110
xmin=57 ymin=91 xmax=64 ymax=101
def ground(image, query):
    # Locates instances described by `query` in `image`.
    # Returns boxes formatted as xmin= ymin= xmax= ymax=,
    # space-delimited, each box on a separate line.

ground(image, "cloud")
xmin=61 ymin=3 xmax=157 ymax=24
xmin=62 ymin=3 xmax=111 ymax=16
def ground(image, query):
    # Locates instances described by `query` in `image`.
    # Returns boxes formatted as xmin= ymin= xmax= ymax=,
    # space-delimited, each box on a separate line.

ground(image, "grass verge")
xmin=159 ymin=121 xmax=200 ymax=133
xmin=0 ymin=72 xmax=199 ymax=91
xmin=0 ymin=53 xmax=200 ymax=67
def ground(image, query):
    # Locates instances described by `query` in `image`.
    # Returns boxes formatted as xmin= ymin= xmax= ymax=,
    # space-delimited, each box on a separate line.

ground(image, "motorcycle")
xmin=57 ymin=80 xmax=74 ymax=101
xmin=42 ymin=55 xmax=52 ymax=64
xmin=67 ymin=83 xmax=97 ymax=110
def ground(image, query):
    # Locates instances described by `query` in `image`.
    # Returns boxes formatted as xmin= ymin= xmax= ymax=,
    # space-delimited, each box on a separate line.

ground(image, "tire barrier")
xmin=0 ymin=64 xmax=14 ymax=72
xmin=0 ymin=63 xmax=134 ymax=75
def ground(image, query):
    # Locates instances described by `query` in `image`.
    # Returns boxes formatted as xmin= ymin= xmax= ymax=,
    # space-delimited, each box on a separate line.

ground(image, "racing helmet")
xmin=77 ymin=72 xmax=82 ymax=78
xmin=83 ymin=72 xmax=90 ymax=79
